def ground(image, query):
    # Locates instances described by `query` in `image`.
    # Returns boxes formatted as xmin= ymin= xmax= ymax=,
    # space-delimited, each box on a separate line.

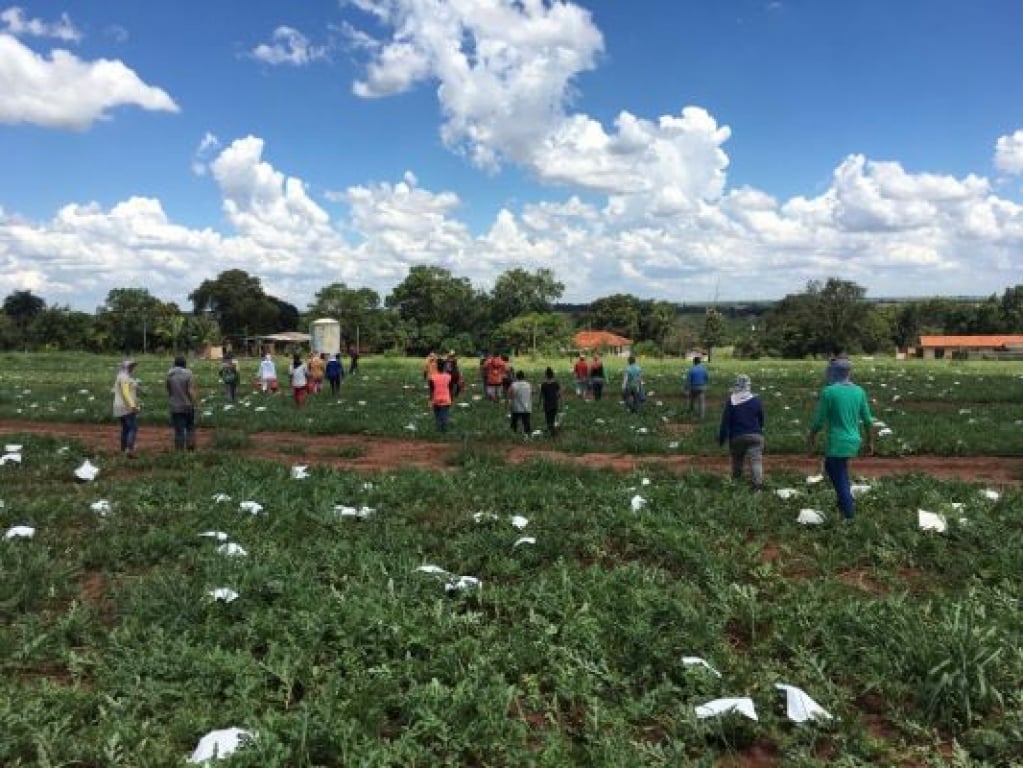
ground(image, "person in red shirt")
xmin=429 ymin=368 xmax=453 ymax=432
xmin=484 ymin=354 xmax=506 ymax=401
xmin=572 ymin=355 xmax=590 ymax=398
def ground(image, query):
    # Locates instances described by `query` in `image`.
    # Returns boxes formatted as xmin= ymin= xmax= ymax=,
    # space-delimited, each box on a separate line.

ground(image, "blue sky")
xmin=2 ymin=0 xmax=1022 ymax=310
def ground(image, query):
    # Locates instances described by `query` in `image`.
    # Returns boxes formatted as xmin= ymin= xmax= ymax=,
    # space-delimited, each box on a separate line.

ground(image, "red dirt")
xmin=718 ymin=738 xmax=781 ymax=767
xmin=1 ymin=419 xmax=1020 ymax=483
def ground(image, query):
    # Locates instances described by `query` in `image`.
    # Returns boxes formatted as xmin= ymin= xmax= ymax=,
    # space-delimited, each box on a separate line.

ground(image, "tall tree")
xmin=2 ymin=290 xmax=46 ymax=347
xmin=580 ymin=294 xmax=643 ymax=339
xmin=489 ymin=268 xmax=564 ymax=325
xmin=95 ymin=288 xmax=176 ymax=353
xmin=189 ymin=269 xmax=279 ymax=336
xmin=700 ymin=308 xmax=725 ymax=361
xmin=386 ymin=266 xmax=482 ymax=352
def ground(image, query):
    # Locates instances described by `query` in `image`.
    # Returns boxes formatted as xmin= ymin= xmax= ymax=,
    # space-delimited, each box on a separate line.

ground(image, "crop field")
xmin=1 ymin=352 xmax=1022 ymax=765
xmin=1 ymin=352 xmax=1023 ymax=457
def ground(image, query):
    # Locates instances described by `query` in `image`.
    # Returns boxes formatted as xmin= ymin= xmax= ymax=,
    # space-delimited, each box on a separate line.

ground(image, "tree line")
xmin=2 ymin=269 xmax=1021 ymax=358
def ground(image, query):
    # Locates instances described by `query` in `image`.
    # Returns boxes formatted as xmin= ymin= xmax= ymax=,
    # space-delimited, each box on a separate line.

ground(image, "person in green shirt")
xmin=807 ymin=358 xmax=874 ymax=520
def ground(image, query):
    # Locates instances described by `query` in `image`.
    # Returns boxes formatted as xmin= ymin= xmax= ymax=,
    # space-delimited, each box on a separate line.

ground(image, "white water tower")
xmin=309 ymin=318 xmax=342 ymax=355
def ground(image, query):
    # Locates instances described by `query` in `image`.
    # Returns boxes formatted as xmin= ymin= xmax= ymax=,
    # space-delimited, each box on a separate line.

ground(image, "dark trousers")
xmin=224 ymin=382 xmax=237 ymax=402
xmin=544 ymin=408 xmax=558 ymax=433
xmin=171 ymin=409 xmax=196 ymax=451
xmin=824 ymin=456 xmax=854 ymax=519
xmin=510 ymin=412 xmax=531 ymax=433
xmin=119 ymin=413 xmax=138 ymax=452
xmin=591 ymin=379 xmax=604 ymax=400
xmin=433 ymin=404 xmax=450 ymax=432
xmin=328 ymin=375 xmax=341 ymax=394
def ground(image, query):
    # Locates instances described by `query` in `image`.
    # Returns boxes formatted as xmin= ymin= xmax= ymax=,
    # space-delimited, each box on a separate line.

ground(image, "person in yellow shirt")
xmin=112 ymin=359 xmax=140 ymax=457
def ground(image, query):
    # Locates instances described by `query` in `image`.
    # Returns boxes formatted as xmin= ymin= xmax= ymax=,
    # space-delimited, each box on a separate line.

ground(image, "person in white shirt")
xmin=507 ymin=370 xmax=533 ymax=435
xmin=258 ymin=353 xmax=278 ymax=393
xmin=290 ymin=353 xmax=309 ymax=407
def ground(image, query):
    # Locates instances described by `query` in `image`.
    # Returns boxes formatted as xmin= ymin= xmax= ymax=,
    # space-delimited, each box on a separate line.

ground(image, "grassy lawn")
xmin=1 ymin=431 xmax=1021 ymax=765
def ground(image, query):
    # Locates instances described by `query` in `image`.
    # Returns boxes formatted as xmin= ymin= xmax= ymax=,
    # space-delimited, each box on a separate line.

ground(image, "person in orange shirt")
xmin=572 ymin=355 xmax=590 ymax=398
xmin=308 ymin=353 xmax=325 ymax=394
xmin=484 ymin=353 xmax=506 ymax=401
xmin=429 ymin=366 xmax=453 ymax=432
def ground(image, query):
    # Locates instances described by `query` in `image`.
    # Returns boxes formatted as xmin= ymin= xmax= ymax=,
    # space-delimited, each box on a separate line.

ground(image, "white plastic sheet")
xmin=775 ymin=683 xmax=832 ymax=723
xmin=630 ymin=495 xmax=647 ymax=512
xmin=513 ymin=536 xmax=536 ymax=548
xmin=238 ymin=501 xmax=263 ymax=515
xmin=4 ymin=444 xmax=22 ymax=452
xmin=775 ymin=488 xmax=799 ymax=500
xmin=805 ymin=475 xmax=824 ymax=485
xmin=212 ymin=493 xmax=231 ymax=503
xmin=415 ymin=564 xmax=449 ymax=575
xmin=472 ymin=512 xmax=499 ymax=523
xmin=334 ymin=505 xmax=375 ymax=520
xmin=681 ymin=656 xmax=722 ymax=678
xmin=217 ymin=543 xmax=247 ymax=557
xmin=445 ymin=575 xmax=481 ymax=593
xmin=74 ymin=459 xmax=100 ymax=481
xmin=511 ymin=515 xmax=529 ymax=529
xmin=187 ymin=727 xmax=254 ymax=763
xmin=291 ymin=465 xmax=309 ymax=480
xmin=90 ymin=500 xmax=111 ymax=516
xmin=4 ymin=525 xmax=35 ymax=540
xmin=199 ymin=531 xmax=230 ymax=541
xmin=918 ymin=509 xmax=947 ymax=533
xmin=850 ymin=484 xmax=871 ymax=497
xmin=980 ymin=489 xmax=1000 ymax=501
xmin=797 ymin=508 xmax=826 ymax=525
xmin=1 ymin=452 xmax=23 ymax=465
xmin=695 ymin=697 xmax=758 ymax=721
xmin=209 ymin=588 xmax=239 ymax=603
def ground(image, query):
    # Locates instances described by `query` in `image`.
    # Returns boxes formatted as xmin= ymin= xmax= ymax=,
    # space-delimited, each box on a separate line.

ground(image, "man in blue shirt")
xmin=718 ymin=374 xmax=765 ymax=490
xmin=685 ymin=355 xmax=709 ymax=420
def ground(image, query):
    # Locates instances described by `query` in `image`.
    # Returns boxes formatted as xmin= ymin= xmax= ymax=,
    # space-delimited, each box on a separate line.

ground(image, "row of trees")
xmin=2 ymin=269 xmax=1021 ymax=358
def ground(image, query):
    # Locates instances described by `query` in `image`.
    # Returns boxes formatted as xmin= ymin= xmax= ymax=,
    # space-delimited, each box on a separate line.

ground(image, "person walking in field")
xmin=308 ymin=353 xmax=325 ymax=395
xmin=218 ymin=356 xmax=239 ymax=402
xmin=685 ymin=355 xmax=709 ymax=420
xmin=540 ymin=367 xmax=562 ymax=436
xmin=428 ymin=364 xmax=452 ymax=432
xmin=622 ymin=355 xmax=644 ymax=413
xmin=508 ymin=369 xmax=533 ymax=435
xmin=484 ymin=353 xmax=506 ymax=401
xmin=572 ymin=355 xmax=590 ymax=398
xmin=290 ymin=353 xmax=309 ymax=407
xmin=112 ymin=359 xmax=140 ymax=457
xmin=325 ymin=354 xmax=342 ymax=395
xmin=166 ymin=355 xmax=198 ymax=451
xmin=807 ymin=358 xmax=875 ymax=521
xmin=348 ymin=343 xmax=360 ymax=375
xmin=258 ymin=353 xmax=278 ymax=393
xmin=589 ymin=353 xmax=606 ymax=400
xmin=718 ymin=374 xmax=765 ymax=490
xmin=445 ymin=353 xmax=464 ymax=400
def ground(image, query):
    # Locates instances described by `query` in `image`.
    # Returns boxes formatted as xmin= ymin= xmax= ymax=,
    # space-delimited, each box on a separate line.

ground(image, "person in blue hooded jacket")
xmin=718 ymin=374 xmax=765 ymax=490
xmin=685 ymin=356 xmax=709 ymax=419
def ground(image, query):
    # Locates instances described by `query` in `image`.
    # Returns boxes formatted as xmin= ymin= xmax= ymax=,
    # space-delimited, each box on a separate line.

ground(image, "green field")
xmin=1 ymin=353 xmax=1022 ymax=765
xmin=2 ymin=352 xmax=1023 ymax=456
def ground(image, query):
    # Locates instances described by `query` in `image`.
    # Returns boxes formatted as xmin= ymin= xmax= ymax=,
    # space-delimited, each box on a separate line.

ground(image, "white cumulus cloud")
xmin=994 ymin=130 xmax=1023 ymax=175
xmin=1 ymin=6 xmax=81 ymax=42
xmin=251 ymin=26 xmax=327 ymax=66
xmin=0 ymin=33 xmax=178 ymax=129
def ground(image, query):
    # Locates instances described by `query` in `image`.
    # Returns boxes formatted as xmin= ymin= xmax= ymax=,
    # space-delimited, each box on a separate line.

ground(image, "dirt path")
xmin=1 ymin=419 xmax=1020 ymax=484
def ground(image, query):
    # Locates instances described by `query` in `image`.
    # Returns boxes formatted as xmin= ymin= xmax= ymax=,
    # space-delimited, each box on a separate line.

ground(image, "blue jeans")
xmin=433 ymin=404 xmax=450 ymax=432
xmin=119 ymin=413 xmax=138 ymax=452
xmin=171 ymin=409 xmax=196 ymax=450
xmin=824 ymin=456 xmax=854 ymax=519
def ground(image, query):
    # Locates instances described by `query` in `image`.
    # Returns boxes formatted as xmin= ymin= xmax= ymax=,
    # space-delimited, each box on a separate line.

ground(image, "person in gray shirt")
xmin=507 ymin=370 xmax=533 ymax=435
xmin=166 ymin=355 xmax=198 ymax=450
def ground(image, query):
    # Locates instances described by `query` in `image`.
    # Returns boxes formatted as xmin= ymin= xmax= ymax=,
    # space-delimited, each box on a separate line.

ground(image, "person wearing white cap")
xmin=717 ymin=374 xmax=765 ymax=489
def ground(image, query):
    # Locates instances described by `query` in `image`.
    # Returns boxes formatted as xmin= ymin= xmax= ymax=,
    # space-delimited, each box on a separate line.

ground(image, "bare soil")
xmin=1 ymin=419 xmax=1020 ymax=483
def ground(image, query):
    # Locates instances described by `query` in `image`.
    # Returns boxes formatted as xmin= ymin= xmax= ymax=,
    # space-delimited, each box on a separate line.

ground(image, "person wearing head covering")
xmin=824 ymin=348 xmax=850 ymax=385
xmin=166 ymin=355 xmax=198 ymax=451
xmin=717 ymin=374 xmax=765 ymax=490
xmin=218 ymin=356 xmax=239 ymax=402
xmin=112 ymin=359 xmax=140 ymax=457
xmin=258 ymin=353 xmax=278 ymax=393
xmin=808 ymin=358 xmax=874 ymax=521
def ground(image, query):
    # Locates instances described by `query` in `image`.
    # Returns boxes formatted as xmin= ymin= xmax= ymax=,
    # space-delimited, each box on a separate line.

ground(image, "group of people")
xmin=718 ymin=350 xmax=874 ymax=522
xmin=112 ymin=356 xmax=199 ymax=455
xmin=246 ymin=351 xmax=353 ymax=407
xmin=113 ymin=347 xmax=874 ymax=523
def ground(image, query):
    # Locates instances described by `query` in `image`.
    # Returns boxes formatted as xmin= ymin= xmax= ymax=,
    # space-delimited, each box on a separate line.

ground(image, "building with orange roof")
xmin=573 ymin=330 xmax=633 ymax=356
xmin=918 ymin=335 xmax=1023 ymax=360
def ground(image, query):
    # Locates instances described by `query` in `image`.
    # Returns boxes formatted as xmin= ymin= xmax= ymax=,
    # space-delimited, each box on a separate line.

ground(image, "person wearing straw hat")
xmin=112 ymin=359 xmax=140 ymax=457
xmin=717 ymin=373 xmax=765 ymax=490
